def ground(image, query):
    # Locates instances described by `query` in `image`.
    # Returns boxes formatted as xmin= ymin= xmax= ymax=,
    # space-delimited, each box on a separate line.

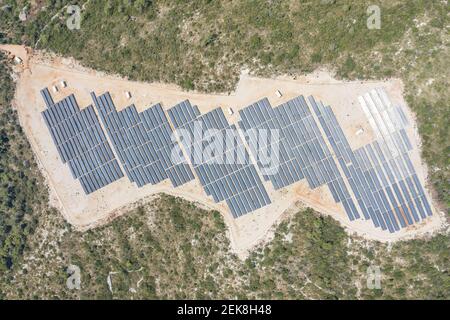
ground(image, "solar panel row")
xmin=91 ymin=92 xmax=194 ymax=188
xmin=309 ymin=95 xmax=432 ymax=233
xmin=168 ymin=101 xmax=271 ymax=218
xmin=379 ymin=145 xmax=431 ymax=219
xmin=39 ymin=85 xmax=431 ymax=226
xmin=396 ymin=105 xmax=409 ymax=127
xmin=238 ymin=96 xmax=358 ymax=221
xmin=40 ymin=89 xmax=124 ymax=194
xmin=358 ymin=88 xmax=413 ymax=158
xmin=40 ymin=88 xmax=54 ymax=108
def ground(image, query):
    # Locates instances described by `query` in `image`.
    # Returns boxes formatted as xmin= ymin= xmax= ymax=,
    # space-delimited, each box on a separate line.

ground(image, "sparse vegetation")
xmin=0 ymin=189 xmax=448 ymax=299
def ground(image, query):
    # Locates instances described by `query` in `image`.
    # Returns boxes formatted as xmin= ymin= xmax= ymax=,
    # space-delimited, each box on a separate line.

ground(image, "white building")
xmin=13 ymin=56 xmax=22 ymax=64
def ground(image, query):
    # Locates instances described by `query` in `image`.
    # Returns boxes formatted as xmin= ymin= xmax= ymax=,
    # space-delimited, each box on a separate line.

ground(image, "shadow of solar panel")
xmin=40 ymin=88 xmax=124 ymax=194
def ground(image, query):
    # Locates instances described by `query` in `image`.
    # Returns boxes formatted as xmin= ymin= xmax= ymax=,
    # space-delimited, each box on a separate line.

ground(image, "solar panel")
xmin=307 ymin=92 xmax=434 ymax=233
xmin=167 ymin=102 xmax=271 ymax=217
xmin=92 ymin=92 xmax=194 ymax=189
xmin=40 ymin=88 xmax=124 ymax=194
xmin=41 ymin=85 xmax=432 ymax=228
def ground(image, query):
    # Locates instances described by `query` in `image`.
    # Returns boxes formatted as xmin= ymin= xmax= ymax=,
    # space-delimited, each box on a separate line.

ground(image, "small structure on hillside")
xmin=227 ymin=107 xmax=234 ymax=115
xmin=19 ymin=8 xmax=27 ymax=21
xmin=275 ymin=90 xmax=282 ymax=98
xmin=125 ymin=91 xmax=132 ymax=99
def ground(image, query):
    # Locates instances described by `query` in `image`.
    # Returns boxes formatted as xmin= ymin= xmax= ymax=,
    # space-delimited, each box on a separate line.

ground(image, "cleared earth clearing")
xmin=2 ymin=45 xmax=445 ymax=258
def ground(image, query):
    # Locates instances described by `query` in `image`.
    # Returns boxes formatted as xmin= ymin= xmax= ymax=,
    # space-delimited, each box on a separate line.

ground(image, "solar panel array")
xmin=359 ymin=88 xmax=413 ymax=157
xmin=39 ymin=84 xmax=432 ymax=227
xmin=168 ymin=101 xmax=271 ymax=218
xmin=309 ymin=95 xmax=432 ymax=233
xmin=91 ymin=92 xmax=194 ymax=188
xmin=238 ymin=97 xmax=359 ymax=221
xmin=40 ymin=88 xmax=124 ymax=194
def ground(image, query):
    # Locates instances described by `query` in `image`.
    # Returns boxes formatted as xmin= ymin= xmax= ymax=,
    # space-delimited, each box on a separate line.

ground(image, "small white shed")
xmin=13 ymin=56 xmax=22 ymax=64
xmin=275 ymin=90 xmax=282 ymax=98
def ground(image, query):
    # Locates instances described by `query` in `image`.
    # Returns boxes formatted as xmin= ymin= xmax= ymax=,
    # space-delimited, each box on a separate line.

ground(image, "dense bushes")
xmin=0 ymin=53 xmax=50 ymax=271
